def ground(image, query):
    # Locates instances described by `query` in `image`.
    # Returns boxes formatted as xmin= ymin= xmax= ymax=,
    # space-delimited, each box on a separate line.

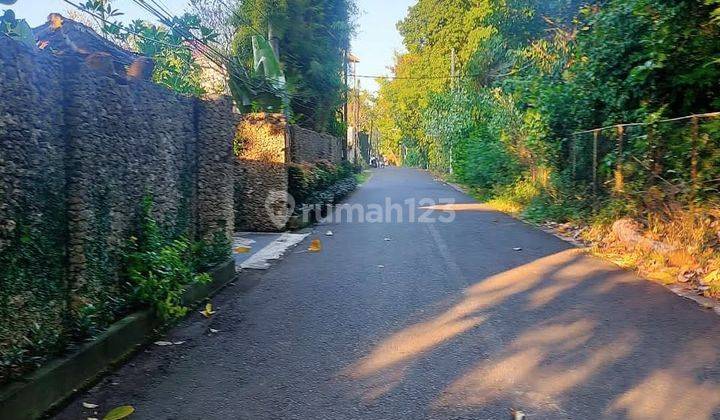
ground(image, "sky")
xmin=350 ymin=0 xmax=414 ymax=93
xmin=7 ymin=0 xmax=413 ymax=93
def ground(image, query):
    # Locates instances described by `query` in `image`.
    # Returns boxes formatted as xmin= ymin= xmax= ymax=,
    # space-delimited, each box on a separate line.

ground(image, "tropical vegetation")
xmin=374 ymin=0 xmax=720 ymax=292
xmin=376 ymin=0 xmax=720 ymax=214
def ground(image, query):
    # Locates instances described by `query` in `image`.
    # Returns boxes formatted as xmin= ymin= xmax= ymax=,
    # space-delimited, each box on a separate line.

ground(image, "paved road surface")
xmin=54 ymin=168 xmax=720 ymax=420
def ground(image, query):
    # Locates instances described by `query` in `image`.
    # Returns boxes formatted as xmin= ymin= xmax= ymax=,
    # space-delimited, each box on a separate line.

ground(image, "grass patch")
xmin=355 ymin=170 xmax=372 ymax=185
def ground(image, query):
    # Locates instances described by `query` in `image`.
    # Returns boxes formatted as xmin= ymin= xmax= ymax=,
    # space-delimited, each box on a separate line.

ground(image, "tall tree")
xmin=230 ymin=0 xmax=356 ymax=135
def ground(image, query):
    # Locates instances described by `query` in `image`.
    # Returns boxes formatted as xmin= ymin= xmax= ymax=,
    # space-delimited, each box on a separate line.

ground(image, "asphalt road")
xmin=54 ymin=168 xmax=720 ymax=420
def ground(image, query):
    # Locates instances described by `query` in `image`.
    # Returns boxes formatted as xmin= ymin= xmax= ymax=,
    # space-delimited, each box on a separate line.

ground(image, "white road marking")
xmin=239 ymin=233 xmax=310 ymax=270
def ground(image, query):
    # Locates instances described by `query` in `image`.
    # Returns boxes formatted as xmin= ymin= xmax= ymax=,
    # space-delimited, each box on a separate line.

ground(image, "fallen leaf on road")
xmin=83 ymin=403 xmax=99 ymax=409
xmin=512 ymin=409 xmax=526 ymax=420
xmin=102 ymin=405 xmax=134 ymax=420
xmin=308 ymin=239 xmax=322 ymax=252
xmin=513 ymin=247 xmax=523 ymax=251
xmin=209 ymin=328 xmax=220 ymax=334
xmin=235 ymin=246 xmax=251 ymax=254
xmin=153 ymin=341 xmax=174 ymax=346
xmin=200 ymin=303 xmax=216 ymax=318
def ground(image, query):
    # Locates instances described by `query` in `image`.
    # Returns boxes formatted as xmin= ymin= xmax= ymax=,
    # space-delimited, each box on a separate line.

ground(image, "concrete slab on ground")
xmin=233 ymin=232 xmax=310 ymax=270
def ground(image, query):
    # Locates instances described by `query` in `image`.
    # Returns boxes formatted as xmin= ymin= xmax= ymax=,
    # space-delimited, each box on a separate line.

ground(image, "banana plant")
xmin=229 ymin=33 xmax=289 ymax=114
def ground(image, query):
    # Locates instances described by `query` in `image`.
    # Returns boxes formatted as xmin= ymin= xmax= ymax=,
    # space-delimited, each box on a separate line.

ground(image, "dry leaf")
xmin=512 ymin=410 xmax=526 ymax=420
xmin=83 ymin=402 xmax=99 ymax=409
xmin=308 ymin=239 xmax=322 ymax=252
xmin=235 ymin=246 xmax=251 ymax=254
xmin=200 ymin=303 xmax=216 ymax=318
xmin=102 ymin=405 xmax=134 ymax=420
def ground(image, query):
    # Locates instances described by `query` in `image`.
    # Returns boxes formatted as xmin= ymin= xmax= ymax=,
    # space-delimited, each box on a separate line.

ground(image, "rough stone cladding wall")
xmin=0 ymin=37 xmax=236 ymax=383
xmin=234 ymin=114 xmax=289 ymax=232
xmin=0 ymin=38 xmax=69 ymax=377
xmin=289 ymin=125 xmax=343 ymax=164
xmin=62 ymin=55 xmax=200 ymax=311
xmin=196 ymin=97 xmax=236 ymax=240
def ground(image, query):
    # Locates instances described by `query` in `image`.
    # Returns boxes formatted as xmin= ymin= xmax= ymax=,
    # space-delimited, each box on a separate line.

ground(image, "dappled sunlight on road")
xmin=434 ymin=317 xmax=638 ymax=412
xmin=341 ymin=246 xmax=720 ymax=417
xmin=346 ymin=311 xmax=486 ymax=380
xmin=418 ymin=203 xmax=492 ymax=212
xmin=608 ymin=339 xmax=720 ymax=420
xmin=344 ymin=250 xmax=592 ymax=399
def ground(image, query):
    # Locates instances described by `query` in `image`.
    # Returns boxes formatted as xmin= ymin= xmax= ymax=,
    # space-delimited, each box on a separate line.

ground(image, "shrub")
xmin=287 ymin=160 xmax=359 ymax=212
xmin=125 ymin=197 xmax=212 ymax=321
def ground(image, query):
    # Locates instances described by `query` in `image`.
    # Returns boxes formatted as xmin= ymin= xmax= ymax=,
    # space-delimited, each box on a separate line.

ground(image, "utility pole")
xmin=449 ymin=48 xmax=457 ymax=174
xmin=345 ymin=53 xmax=360 ymax=162
xmin=356 ymin=78 xmax=361 ymax=153
xmin=342 ymin=50 xmax=349 ymax=160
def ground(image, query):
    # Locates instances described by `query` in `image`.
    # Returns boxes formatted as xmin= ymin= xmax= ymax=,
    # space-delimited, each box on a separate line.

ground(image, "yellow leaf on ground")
xmin=308 ymin=239 xmax=322 ymax=252
xmin=235 ymin=246 xmax=251 ymax=254
xmin=200 ymin=302 xmax=216 ymax=318
xmin=102 ymin=405 xmax=134 ymax=420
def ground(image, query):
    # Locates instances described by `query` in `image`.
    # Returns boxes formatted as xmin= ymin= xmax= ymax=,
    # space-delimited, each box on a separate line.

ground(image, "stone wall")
xmin=0 ymin=36 xmax=69 ymax=372
xmin=234 ymin=114 xmax=289 ymax=232
xmin=196 ymin=97 xmax=237 ymax=240
xmin=289 ymin=124 xmax=344 ymax=164
xmin=0 ymin=36 xmax=235 ymax=382
xmin=233 ymin=115 xmax=348 ymax=232
xmin=62 ymin=54 xmax=200 ymax=307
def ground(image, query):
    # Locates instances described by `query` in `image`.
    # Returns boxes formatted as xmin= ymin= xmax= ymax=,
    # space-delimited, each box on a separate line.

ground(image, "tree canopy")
xmin=375 ymin=0 xmax=720 ymax=218
xmin=229 ymin=0 xmax=356 ymax=135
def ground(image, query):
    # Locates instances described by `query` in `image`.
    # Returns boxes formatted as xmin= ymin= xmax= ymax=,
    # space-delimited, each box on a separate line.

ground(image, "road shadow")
xmin=342 ymin=248 xmax=720 ymax=419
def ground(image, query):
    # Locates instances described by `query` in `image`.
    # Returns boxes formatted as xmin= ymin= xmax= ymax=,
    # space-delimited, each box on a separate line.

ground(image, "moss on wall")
xmin=0 ymin=37 xmax=235 ymax=385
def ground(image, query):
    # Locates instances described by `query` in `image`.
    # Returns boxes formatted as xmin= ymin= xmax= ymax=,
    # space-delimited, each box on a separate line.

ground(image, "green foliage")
xmin=78 ymin=0 xmax=124 ymax=39
xmin=126 ymin=197 xmax=211 ymax=321
xmin=79 ymin=1 xmax=214 ymax=95
xmin=377 ymin=0 xmax=720 ymax=220
xmin=127 ymin=16 xmax=210 ymax=95
xmin=0 ymin=9 xmax=34 ymax=48
xmin=195 ymin=227 xmax=232 ymax=271
xmin=0 ymin=188 xmax=68 ymax=385
xmin=229 ymin=33 xmax=289 ymax=113
xmin=230 ymin=0 xmax=356 ymax=133
xmin=288 ymin=160 xmax=358 ymax=207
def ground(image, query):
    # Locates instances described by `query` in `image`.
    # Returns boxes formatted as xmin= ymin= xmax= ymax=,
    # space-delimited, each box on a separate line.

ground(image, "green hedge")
xmin=288 ymin=160 xmax=359 ymax=210
xmin=0 ymin=196 xmax=229 ymax=386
